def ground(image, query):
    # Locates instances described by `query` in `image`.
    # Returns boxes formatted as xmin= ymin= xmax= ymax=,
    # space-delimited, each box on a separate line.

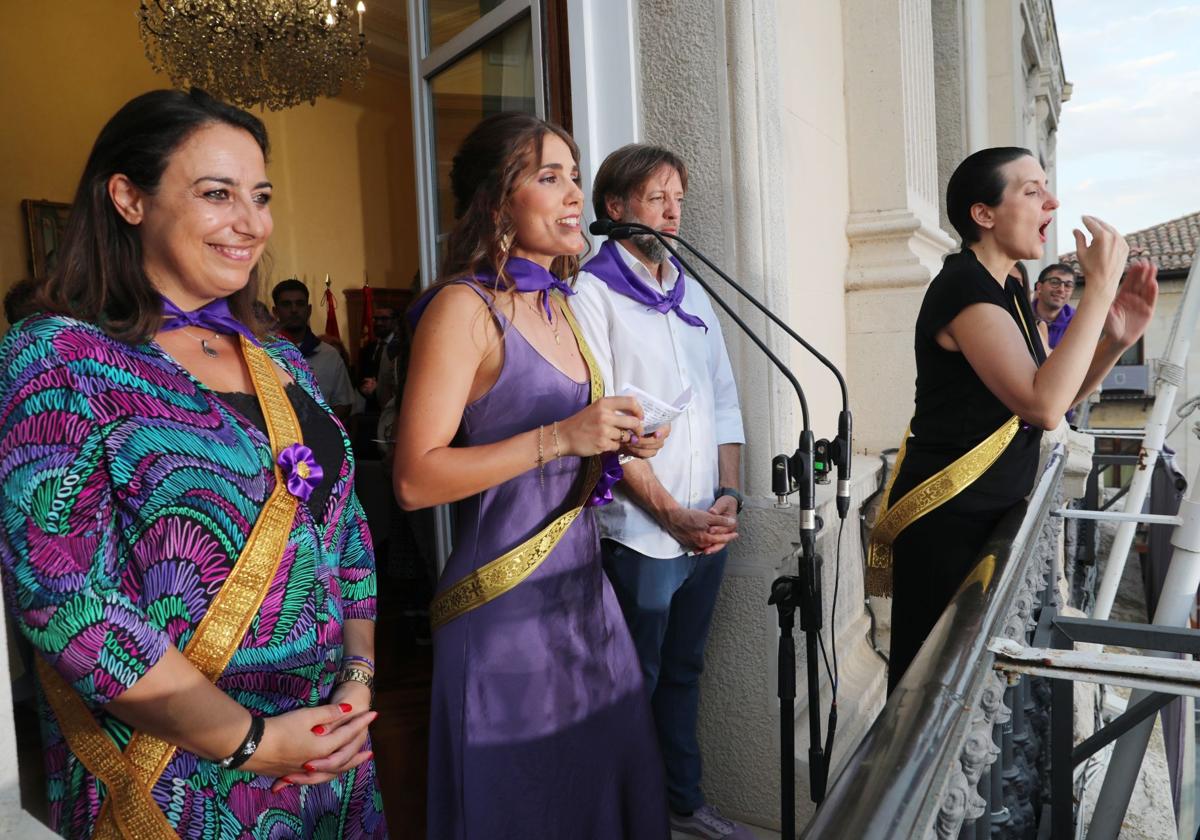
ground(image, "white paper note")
xmin=618 ymin=384 xmax=693 ymax=433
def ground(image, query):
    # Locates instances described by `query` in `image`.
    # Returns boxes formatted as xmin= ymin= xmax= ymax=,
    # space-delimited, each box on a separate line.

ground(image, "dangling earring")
xmin=498 ymin=231 xmax=514 ymax=257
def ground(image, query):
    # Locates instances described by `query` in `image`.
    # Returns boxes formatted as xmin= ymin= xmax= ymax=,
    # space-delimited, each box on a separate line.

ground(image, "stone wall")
xmin=635 ymin=1 xmax=887 ymax=829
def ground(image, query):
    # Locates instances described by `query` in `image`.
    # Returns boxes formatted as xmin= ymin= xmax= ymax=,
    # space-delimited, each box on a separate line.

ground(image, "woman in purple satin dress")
xmin=393 ymin=113 xmax=671 ymax=838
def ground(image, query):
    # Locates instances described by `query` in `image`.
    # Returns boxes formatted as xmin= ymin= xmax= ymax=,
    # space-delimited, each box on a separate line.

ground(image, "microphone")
xmin=589 ymin=219 xmax=817 ymax=539
xmin=590 ymin=218 xmax=854 ymax=520
xmin=588 ymin=218 xmax=636 ymax=238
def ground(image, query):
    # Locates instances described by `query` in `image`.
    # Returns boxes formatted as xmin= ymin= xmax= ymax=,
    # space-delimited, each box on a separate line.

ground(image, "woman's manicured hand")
xmin=558 ymin=396 xmax=645 ymax=456
xmin=238 ymin=702 xmax=376 ymax=788
xmin=620 ymin=423 xmax=670 ymax=459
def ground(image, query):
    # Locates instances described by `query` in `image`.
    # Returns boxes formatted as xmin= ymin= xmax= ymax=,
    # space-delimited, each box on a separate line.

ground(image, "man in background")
xmin=1034 ymin=262 xmax=1079 ymax=349
xmin=271 ymin=278 xmax=355 ymax=421
xmin=358 ymin=305 xmax=397 ymax=413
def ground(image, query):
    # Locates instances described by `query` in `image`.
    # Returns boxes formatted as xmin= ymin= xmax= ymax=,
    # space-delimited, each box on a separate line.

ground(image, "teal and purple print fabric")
xmin=0 ymin=314 xmax=385 ymax=839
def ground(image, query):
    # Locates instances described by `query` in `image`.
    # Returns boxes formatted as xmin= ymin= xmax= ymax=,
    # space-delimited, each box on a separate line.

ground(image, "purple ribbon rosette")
xmin=587 ymin=452 xmax=624 ymax=507
xmin=277 ymin=443 xmax=323 ymax=502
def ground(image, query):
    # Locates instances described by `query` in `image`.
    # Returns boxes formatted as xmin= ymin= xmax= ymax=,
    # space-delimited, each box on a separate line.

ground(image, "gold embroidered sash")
xmin=864 ymin=415 xmax=1020 ymax=596
xmin=37 ymin=335 xmax=303 ymax=839
xmin=865 ymin=288 xmax=1040 ymax=597
xmin=430 ymin=294 xmax=605 ymax=630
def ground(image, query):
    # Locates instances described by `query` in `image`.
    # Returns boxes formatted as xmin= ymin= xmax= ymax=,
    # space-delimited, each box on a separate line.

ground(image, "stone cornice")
xmin=845 ymin=208 xmax=956 ymax=291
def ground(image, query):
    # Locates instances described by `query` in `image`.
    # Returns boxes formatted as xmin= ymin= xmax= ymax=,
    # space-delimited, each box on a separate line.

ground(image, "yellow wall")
xmin=0 ymin=0 xmax=419 ymax=339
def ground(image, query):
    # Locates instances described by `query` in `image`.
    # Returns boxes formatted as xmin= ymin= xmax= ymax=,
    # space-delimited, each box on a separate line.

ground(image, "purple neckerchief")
xmin=1044 ymin=302 xmax=1075 ymax=349
xmin=582 ymin=239 xmax=707 ymax=331
xmin=404 ymin=261 xmax=623 ymax=503
xmin=408 ymin=258 xmax=575 ymax=327
xmin=159 ymin=296 xmax=259 ymax=345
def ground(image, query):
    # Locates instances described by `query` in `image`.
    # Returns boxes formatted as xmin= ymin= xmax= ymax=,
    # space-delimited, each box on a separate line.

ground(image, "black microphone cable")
xmin=591 ymin=218 xmax=854 ymax=522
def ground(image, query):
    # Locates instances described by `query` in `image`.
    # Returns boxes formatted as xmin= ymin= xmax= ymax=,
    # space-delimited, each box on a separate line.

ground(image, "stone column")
xmin=843 ymin=0 xmax=955 ymax=453
xmin=636 ymin=2 xmax=887 ymax=831
xmin=638 ymin=0 xmax=794 ymax=498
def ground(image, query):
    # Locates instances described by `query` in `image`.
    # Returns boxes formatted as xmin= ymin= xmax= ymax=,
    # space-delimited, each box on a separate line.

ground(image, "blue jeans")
xmin=601 ymin=539 xmax=728 ymax=814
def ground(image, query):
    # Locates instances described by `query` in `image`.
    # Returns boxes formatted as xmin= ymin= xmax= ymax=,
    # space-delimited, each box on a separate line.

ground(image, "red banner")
xmin=322 ymin=285 xmax=340 ymax=341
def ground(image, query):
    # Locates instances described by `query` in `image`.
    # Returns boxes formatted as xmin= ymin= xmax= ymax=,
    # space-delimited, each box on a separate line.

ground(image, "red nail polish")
xmin=365 ymin=751 xmax=374 ymax=760
xmin=311 ymin=725 xmax=326 ymax=735
xmin=304 ymin=762 xmax=317 ymax=772
xmin=339 ymin=703 xmax=353 ymax=713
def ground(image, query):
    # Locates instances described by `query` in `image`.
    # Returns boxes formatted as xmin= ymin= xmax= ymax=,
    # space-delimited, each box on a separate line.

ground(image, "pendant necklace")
xmin=181 ymin=327 xmax=221 ymax=357
xmin=523 ymin=292 xmax=561 ymax=345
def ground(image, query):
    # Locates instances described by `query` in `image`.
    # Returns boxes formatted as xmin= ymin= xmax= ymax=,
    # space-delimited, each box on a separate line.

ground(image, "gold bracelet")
xmin=537 ymin=425 xmax=545 ymax=488
xmin=336 ymin=666 xmax=375 ymax=703
xmin=552 ymin=421 xmax=561 ymax=460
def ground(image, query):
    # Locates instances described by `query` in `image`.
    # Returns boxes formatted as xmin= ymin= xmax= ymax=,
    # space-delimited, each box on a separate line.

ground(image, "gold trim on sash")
xmin=430 ymin=292 xmax=606 ymax=630
xmin=36 ymin=657 xmax=178 ymax=840
xmin=38 ymin=335 xmax=303 ymax=839
xmin=865 ymin=288 xmax=1039 ymax=596
xmin=865 ymin=415 xmax=1020 ymax=596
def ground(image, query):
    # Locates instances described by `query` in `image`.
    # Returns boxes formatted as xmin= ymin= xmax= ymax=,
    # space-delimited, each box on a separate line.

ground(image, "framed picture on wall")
xmin=22 ymin=199 xmax=71 ymax=280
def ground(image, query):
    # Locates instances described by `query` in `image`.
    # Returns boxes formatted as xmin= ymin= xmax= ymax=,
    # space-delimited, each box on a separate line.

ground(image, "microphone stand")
xmin=652 ymin=229 xmax=852 ymax=521
xmin=600 ymin=222 xmax=853 ymax=518
xmin=589 ymin=221 xmax=833 ymax=838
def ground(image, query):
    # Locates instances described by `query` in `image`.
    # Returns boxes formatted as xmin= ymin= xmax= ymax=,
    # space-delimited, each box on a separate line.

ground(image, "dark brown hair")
xmin=591 ymin=143 xmax=689 ymax=223
xmin=439 ymin=112 xmax=581 ymax=290
xmin=1037 ymin=263 xmax=1077 ymax=285
xmin=271 ymin=277 xmax=309 ymax=304
xmin=946 ymin=146 xmax=1033 ymax=246
xmin=37 ymin=88 xmax=270 ymax=343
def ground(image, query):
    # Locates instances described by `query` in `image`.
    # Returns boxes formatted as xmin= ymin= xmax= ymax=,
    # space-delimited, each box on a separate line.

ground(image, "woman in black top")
xmin=885 ymin=147 xmax=1158 ymax=692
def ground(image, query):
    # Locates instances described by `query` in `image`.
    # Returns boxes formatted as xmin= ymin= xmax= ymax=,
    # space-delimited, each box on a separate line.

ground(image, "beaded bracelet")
xmin=551 ymin=421 xmax=561 ymax=460
xmin=536 ymin=425 xmax=546 ymax=488
xmin=341 ymin=654 xmax=375 ymax=672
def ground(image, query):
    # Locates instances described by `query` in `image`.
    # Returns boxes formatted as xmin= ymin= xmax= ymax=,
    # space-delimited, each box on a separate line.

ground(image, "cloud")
xmin=1114 ymin=51 xmax=1177 ymax=72
xmin=1059 ymin=3 xmax=1200 ymax=44
xmin=1054 ymin=1 xmax=1200 ymax=250
xmin=1064 ymin=96 xmax=1127 ymax=114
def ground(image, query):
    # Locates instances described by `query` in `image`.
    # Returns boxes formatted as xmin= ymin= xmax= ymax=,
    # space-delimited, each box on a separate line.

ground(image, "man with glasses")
xmin=1034 ymin=263 xmax=1079 ymax=349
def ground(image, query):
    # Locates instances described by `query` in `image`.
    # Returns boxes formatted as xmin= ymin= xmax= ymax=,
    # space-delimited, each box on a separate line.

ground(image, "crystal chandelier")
xmin=138 ymin=0 xmax=370 ymax=111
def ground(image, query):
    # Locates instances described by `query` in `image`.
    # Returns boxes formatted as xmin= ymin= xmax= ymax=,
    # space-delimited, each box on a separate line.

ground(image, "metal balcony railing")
xmin=802 ymin=445 xmax=1067 ymax=839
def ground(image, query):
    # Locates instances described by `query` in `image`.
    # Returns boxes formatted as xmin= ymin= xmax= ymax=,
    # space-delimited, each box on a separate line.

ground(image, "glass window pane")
xmin=430 ymin=17 xmax=535 ymax=237
xmin=426 ymin=0 xmax=507 ymax=50
xmin=1117 ymin=339 xmax=1142 ymax=366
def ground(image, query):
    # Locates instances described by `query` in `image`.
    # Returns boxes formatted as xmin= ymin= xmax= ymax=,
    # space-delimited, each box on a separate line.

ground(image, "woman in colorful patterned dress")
xmin=0 ymin=89 xmax=386 ymax=838
xmin=394 ymin=113 xmax=671 ymax=838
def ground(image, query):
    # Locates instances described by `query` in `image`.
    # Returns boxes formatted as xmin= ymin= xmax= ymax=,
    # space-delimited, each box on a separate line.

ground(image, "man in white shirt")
xmin=571 ymin=145 xmax=749 ymax=840
xmin=270 ymin=278 xmax=355 ymax=421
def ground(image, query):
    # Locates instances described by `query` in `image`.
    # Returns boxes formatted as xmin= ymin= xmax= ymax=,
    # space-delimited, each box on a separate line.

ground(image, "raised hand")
xmin=1104 ymin=258 xmax=1159 ymax=349
xmin=1072 ymin=215 xmax=1130 ymax=300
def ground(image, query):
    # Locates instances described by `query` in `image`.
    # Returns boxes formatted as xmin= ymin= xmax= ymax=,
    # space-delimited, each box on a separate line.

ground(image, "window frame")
xmin=406 ymin=0 xmax=548 ymax=290
xmin=404 ymin=0 xmax=550 ymax=566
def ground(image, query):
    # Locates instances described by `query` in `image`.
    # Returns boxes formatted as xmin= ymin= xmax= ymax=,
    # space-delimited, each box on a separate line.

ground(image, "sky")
xmin=1053 ymin=0 xmax=1200 ymax=257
